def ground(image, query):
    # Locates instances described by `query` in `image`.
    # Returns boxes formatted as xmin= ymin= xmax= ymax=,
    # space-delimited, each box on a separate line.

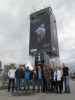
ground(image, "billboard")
xmin=29 ymin=7 xmax=59 ymax=57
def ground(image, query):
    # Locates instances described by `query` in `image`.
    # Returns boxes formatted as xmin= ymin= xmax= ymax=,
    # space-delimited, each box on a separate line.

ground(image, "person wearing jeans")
xmin=15 ymin=68 xmax=19 ymax=91
xmin=15 ymin=65 xmax=25 ymax=91
xmin=32 ymin=70 xmax=36 ymax=92
xmin=63 ymin=64 xmax=70 ymax=93
xmin=36 ymin=66 xmax=43 ymax=92
xmin=64 ymin=75 xmax=70 ymax=93
xmin=24 ymin=67 xmax=31 ymax=91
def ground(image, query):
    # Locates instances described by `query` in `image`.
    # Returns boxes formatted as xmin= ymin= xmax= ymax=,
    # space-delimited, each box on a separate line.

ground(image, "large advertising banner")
xmin=29 ymin=7 xmax=59 ymax=57
xmin=29 ymin=8 xmax=51 ymax=54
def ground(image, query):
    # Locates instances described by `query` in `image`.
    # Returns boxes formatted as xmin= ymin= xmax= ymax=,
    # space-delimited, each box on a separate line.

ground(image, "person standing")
xmin=15 ymin=67 xmax=19 ymax=91
xmin=8 ymin=67 xmax=16 ymax=93
xmin=36 ymin=66 xmax=43 ymax=92
xmin=24 ymin=66 xmax=31 ymax=91
xmin=50 ymin=67 xmax=54 ymax=92
xmin=32 ymin=69 xmax=36 ymax=92
xmin=42 ymin=66 xmax=48 ymax=93
xmin=54 ymin=67 xmax=63 ymax=93
xmin=63 ymin=64 xmax=70 ymax=93
xmin=16 ymin=65 xmax=25 ymax=91
xmin=45 ymin=66 xmax=50 ymax=92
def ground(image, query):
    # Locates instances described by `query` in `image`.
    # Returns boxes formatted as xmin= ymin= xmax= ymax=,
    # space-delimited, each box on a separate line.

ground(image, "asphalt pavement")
xmin=0 ymin=80 xmax=75 ymax=100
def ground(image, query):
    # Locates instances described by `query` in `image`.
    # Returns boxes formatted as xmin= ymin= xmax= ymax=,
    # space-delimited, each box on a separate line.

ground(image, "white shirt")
xmin=8 ymin=69 xmax=16 ymax=79
xmin=54 ymin=70 xmax=62 ymax=81
xmin=57 ymin=70 xmax=62 ymax=81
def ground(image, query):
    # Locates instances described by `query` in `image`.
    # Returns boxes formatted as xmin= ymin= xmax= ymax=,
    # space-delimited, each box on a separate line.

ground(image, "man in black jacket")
xmin=63 ymin=63 xmax=70 ymax=93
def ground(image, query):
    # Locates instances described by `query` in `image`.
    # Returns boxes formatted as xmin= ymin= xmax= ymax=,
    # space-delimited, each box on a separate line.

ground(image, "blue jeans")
xmin=64 ymin=76 xmax=70 ymax=92
xmin=37 ymin=80 xmax=43 ymax=91
xmin=16 ymin=79 xmax=19 ymax=90
xmin=16 ymin=79 xmax=24 ymax=90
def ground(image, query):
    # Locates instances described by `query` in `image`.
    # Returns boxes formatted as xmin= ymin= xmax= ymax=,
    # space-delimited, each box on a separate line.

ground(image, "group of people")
xmin=8 ymin=63 xmax=70 ymax=94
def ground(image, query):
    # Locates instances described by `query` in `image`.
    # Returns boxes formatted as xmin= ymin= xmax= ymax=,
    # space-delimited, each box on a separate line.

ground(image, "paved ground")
xmin=0 ymin=80 xmax=75 ymax=100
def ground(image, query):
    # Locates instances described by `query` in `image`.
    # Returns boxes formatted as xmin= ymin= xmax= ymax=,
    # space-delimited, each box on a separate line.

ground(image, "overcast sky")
xmin=0 ymin=0 xmax=75 ymax=67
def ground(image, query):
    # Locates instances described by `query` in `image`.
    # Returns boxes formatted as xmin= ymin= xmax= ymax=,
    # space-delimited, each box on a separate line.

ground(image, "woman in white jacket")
xmin=54 ymin=67 xmax=63 ymax=93
xmin=8 ymin=67 xmax=16 ymax=93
